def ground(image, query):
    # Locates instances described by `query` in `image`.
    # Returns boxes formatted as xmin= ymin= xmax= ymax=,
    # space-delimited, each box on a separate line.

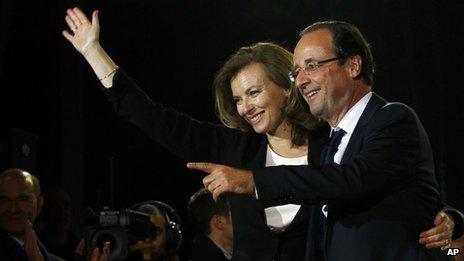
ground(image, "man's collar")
xmin=332 ymin=92 xmax=372 ymax=135
xmin=11 ymin=235 xmax=25 ymax=246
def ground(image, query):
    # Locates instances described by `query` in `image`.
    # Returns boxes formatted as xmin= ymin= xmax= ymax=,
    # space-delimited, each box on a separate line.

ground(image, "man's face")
xmin=130 ymin=214 xmax=167 ymax=255
xmin=223 ymin=213 xmax=233 ymax=242
xmin=0 ymin=175 xmax=42 ymax=234
xmin=293 ymin=29 xmax=356 ymax=124
xmin=43 ymin=189 xmax=72 ymax=232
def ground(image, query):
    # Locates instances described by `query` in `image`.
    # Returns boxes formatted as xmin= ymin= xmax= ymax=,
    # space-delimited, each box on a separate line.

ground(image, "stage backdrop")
xmin=1 ymin=0 xmax=463 ymax=258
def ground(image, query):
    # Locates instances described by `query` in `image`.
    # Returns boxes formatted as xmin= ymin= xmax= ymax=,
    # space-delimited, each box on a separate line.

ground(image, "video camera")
xmin=83 ymin=206 xmax=157 ymax=260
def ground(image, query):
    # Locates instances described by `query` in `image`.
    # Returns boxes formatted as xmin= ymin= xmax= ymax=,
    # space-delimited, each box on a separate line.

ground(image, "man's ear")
xmin=211 ymin=214 xmax=224 ymax=230
xmin=347 ymin=55 xmax=362 ymax=79
xmin=36 ymin=195 xmax=44 ymax=214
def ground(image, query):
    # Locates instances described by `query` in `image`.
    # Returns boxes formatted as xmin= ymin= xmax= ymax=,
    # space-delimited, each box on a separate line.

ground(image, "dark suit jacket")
xmin=253 ymin=93 xmax=451 ymax=260
xmin=0 ymin=229 xmax=51 ymax=261
xmin=191 ymin=235 xmax=230 ymax=261
xmin=102 ymin=70 xmax=309 ymax=260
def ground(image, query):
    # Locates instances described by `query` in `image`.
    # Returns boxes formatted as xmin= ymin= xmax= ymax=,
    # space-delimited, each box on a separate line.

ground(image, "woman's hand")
xmin=419 ymin=211 xmax=454 ymax=249
xmin=62 ymin=7 xmax=100 ymax=56
xmin=62 ymin=7 xmax=118 ymax=87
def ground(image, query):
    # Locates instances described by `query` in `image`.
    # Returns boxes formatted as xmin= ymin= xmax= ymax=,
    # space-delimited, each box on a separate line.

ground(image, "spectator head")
xmin=0 ymin=168 xmax=43 ymax=235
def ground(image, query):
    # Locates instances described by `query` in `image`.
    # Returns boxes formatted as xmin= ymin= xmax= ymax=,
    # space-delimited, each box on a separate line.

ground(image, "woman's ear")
xmin=284 ymin=87 xmax=291 ymax=98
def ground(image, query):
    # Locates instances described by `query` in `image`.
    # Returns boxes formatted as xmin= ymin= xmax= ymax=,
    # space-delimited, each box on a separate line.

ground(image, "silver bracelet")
xmin=99 ymin=66 xmax=119 ymax=81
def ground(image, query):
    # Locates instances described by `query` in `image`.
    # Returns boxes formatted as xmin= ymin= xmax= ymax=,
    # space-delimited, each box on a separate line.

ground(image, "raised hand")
xmin=62 ymin=7 xmax=100 ymax=56
xmin=187 ymin=162 xmax=255 ymax=200
xmin=419 ymin=211 xmax=454 ymax=249
xmin=24 ymin=220 xmax=44 ymax=261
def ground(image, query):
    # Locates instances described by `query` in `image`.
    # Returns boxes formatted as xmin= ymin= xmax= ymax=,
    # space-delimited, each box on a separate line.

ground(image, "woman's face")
xmin=231 ymin=63 xmax=290 ymax=135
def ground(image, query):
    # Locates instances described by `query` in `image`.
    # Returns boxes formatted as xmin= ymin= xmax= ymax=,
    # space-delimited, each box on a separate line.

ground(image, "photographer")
xmin=76 ymin=201 xmax=181 ymax=261
xmin=127 ymin=202 xmax=181 ymax=261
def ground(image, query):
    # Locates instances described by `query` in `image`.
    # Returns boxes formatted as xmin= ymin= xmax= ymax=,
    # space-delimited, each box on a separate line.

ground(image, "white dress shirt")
xmin=322 ymin=92 xmax=372 ymax=217
xmin=332 ymin=92 xmax=373 ymax=164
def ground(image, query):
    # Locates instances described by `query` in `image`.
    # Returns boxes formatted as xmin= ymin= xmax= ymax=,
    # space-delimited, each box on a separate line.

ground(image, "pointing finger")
xmin=187 ymin=162 xmax=217 ymax=173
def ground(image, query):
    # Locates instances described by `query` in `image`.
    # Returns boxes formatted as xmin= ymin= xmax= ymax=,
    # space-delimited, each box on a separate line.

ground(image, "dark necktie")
xmin=320 ymin=128 xmax=346 ymax=216
xmin=323 ymin=128 xmax=346 ymax=164
xmin=318 ymin=128 xmax=347 ymax=257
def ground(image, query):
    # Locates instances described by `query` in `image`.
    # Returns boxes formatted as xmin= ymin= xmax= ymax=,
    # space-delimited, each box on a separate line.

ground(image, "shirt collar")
xmin=11 ymin=235 xmax=25 ymax=246
xmin=331 ymin=92 xmax=372 ymax=136
xmin=214 ymin=242 xmax=232 ymax=260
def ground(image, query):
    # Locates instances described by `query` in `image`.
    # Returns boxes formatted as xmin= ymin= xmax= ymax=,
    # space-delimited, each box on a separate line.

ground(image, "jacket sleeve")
xmin=100 ymin=69 xmax=245 ymax=162
xmin=443 ymin=204 xmax=464 ymax=239
xmin=253 ymin=103 xmax=440 ymax=208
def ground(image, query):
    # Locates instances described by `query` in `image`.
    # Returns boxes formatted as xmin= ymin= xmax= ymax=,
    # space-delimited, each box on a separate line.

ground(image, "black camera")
xmin=83 ymin=207 xmax=157 ymax=260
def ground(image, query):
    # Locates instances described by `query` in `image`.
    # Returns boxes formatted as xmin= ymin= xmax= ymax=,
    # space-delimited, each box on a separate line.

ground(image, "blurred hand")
xmin=74 ymin=239 xmax=85 ymax=256
xmin=187 ymin=162 xmax=254 ymax=200
xmin=24 ymin=220 xmax=44 ymax=261
xmin=130 ymin=238 xmax=163 ymax=255
xmin=419 ymin=211 xmax=454 ymax=249
xmin=62 ymin=7 xmax=100 ymax=56
xmin=90 ymin=242 xmax=110 ymax=261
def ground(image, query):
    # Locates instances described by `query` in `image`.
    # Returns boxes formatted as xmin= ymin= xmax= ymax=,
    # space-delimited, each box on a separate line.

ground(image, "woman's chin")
xmin=251 ymin=125 xmax=269 ymax=134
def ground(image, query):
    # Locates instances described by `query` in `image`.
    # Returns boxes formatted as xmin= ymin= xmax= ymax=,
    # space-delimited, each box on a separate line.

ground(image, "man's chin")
xmin=2 ymin=227 xmax=25 ymax=236
xmin=251 ymin=125 xmax=266 ymax=134
xmin=309 ymin=107 xmax=323 ymax=118
xmin=1 ymin=223 xmax=26 ymax=235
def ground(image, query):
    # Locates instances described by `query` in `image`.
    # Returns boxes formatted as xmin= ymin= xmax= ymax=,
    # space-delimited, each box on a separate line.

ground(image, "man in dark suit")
xmin=188 ymin=21 xmax=452 ymax=260
xmin=0 ymin=168 xmax=51 ymax=261
xmin=188 ymin=188 xmax=233 ymax=261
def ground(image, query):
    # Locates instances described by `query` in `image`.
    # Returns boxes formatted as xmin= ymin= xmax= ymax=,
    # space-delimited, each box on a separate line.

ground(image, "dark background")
xmin=1 ymin=0 xmax=463 ymax=259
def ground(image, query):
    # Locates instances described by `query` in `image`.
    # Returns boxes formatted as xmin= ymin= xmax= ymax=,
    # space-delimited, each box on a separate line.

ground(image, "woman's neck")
xmin=266 ymin=122 xmax=307 ymax=158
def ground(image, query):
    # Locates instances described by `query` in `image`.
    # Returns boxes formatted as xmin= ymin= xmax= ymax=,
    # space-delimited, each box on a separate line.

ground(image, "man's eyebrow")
xmin=304 ymin=57 xmax=316 ymax=64
xmin=294 ymin=58 xmax=314 ymax=68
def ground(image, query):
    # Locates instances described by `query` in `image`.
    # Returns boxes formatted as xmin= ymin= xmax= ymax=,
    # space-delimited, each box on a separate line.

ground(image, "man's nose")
xmin=6 ymin=200 xmax=19 ymax=212
xmin=295 ymin=71 xmax=311 ymax=90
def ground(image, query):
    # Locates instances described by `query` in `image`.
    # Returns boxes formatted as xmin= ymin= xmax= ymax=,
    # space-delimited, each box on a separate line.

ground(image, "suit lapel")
xmin=308 ymin=123 xmax=331 ymax=166
xmin=230 ymin=135 xmax=279 ymax=260
xmin=0 ymin=231 xmax=28 ymax=261
xmin=36 ymin=237 xmax=51 ymax=261
xmin=243 ymin=135 xmax=268 ymax=169
xmin=341 ymin=93 xmax=387 ymax=163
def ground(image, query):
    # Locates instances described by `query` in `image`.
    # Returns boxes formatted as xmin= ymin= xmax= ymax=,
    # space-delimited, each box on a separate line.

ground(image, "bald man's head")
xmin=0 ymin=169 xmax=43 ymax=235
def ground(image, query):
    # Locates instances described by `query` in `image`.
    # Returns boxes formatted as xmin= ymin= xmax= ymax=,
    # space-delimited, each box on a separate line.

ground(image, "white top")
xmin=264 ymin=145 xmax=307 ymax=232
xmin=322 ymin=92 xmax=372 ymax=217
